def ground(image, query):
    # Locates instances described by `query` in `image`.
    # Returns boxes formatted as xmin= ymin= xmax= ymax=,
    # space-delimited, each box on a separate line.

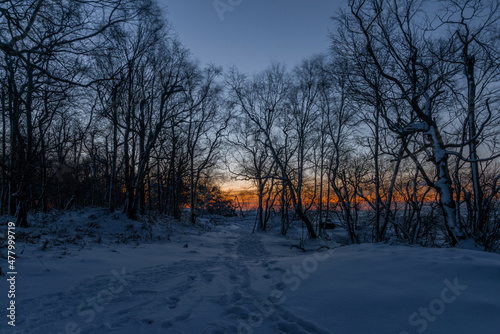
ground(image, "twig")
xmin=37 ymin=256 xmax=50 ymax=272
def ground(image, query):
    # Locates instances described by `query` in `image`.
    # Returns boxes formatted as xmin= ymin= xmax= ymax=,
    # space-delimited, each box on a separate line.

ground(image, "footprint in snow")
xmin=167 ymin=296 xmax=180 ymax=309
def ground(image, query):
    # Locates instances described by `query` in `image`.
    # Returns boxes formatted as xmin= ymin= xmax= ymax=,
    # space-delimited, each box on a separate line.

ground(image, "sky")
xmin=158 ymin=0 xmax=345 ymax=197
xmin=160 ymin=0 xmax=344 ymax=75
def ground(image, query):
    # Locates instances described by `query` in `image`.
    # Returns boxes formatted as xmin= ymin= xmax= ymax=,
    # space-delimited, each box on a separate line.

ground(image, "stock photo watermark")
xmin=49 ymin=267 xmax=134 ymax=334
xmin=237 ymin=248 xmax=335 ymax=334
xmin=213 ymin=0 xmax=244 ymax=21
xmin=5 ymin=221 xmax=16 ymax=328
xmin=399 ymin=277 xmax=467 ymax=334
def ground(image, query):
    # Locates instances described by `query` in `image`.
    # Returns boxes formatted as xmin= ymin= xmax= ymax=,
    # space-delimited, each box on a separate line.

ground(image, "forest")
xmin=1 ymin=0 xmax=500 ymax=252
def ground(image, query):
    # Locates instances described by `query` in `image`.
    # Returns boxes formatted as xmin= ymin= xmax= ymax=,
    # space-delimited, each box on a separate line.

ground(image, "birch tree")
xmin=341 ymin=0 xmax=467 ymax=245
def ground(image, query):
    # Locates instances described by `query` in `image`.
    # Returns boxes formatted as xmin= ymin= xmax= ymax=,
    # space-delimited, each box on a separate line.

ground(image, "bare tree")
xmin=227 ymin=114 xmax=276 ymax=230
xmin=227 ymin=64 xmax=317 ymax=238
xmin=437 ymin=0 xmax=500 ymax=247
xmin=340 ymin=0 xmax=467 ymax=245
xmin=0 ymin=0 xmax=145 ymax=226
xmin=184 ymin=65 xmax=229 ymax=224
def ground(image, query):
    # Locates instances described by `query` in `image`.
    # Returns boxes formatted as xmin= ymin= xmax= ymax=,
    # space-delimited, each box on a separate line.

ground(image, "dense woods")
xmin=1 ymin=0 xmax=500 ymax=251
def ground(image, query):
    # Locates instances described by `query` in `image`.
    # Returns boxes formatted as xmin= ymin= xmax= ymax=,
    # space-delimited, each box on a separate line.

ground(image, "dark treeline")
xmin=0 ymin=0 xmax=229 ymax=225
xmin=1 ymin=0 xmax=500 ymax=251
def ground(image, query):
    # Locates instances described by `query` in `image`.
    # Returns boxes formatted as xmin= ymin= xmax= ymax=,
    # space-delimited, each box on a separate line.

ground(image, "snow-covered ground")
xmin=1 ymin=209 xmax=499 ymax=334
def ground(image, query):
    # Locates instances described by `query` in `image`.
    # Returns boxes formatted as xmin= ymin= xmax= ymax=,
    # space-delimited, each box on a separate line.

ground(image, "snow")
xmin=1 ymin=209 xmax=499 ymax=334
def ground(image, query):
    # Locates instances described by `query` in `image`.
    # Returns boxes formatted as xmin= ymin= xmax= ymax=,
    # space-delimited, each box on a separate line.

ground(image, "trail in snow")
xmin=3 ymin=213 xmax=500 ymax=334
xmin=10 ymin=218 xmax=330 ymax=334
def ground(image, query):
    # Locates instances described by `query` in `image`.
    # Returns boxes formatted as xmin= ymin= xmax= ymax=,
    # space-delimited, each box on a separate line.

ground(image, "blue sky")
xmin=161 ymin=0 xmax=344 ymax=74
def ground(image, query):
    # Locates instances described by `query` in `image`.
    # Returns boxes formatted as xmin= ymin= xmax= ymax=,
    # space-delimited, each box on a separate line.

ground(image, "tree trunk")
xmin=374 ymin=102 xmax=381 ymax=242
xmin=465 ymin=55 xmax=483 ymax=234
xmin=429 ymin=125 xmax=464 ymax=246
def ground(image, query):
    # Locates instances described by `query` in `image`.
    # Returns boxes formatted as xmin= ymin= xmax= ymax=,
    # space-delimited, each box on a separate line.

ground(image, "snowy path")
xmin=8 ymin=220 xmax=329 ymax=333
xmin=2 ymin=216 xmax=500 ymax=334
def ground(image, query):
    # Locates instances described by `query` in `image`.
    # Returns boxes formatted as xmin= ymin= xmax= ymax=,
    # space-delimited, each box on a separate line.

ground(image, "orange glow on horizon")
xmin=218 ymin=179 xmax=453 ymax=212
